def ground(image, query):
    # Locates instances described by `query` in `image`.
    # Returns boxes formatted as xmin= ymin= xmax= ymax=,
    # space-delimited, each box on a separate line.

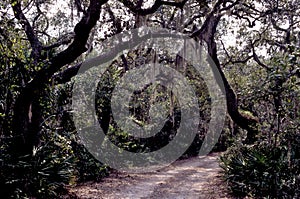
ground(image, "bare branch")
xmin=119 ymin=0 xmax=188 ymax=16
xmin=52 ymin=62 xmax=82 ymax=85
xmin=11 ymin=0 xmax=42 ymax=59
xmin=270 ymin=17 xmax=288 ymax=32
xmin=32 ymin=0 xmax=49 ymax=34
xmin=182 ymin=13 xmax=205 ymax=30
xmin=252 ymin=47 xmax=270 ymax=70
xmin=42 ymin=37 xmax=74 ymax=51
xmin=221 ymin=39 xmax=254 ymax=67
xmin=106 ymin=5 xmax=122 ymax=34
xmin=220 ymin=0 xmax=240 ymax=12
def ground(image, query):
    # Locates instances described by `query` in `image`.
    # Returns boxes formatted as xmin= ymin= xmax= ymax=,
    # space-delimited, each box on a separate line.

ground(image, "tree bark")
xmin=10 ymin=0 xmax=107 ymax=155
xmin=11 ymin=88 xmax=42 ymax=155
xmin=191 ymin=12 xmax=259 ymax=144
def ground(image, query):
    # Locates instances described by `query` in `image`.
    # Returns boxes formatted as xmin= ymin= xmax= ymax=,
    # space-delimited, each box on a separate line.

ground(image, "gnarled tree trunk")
xmin=192 ymin=11 xmax=259 ymax=144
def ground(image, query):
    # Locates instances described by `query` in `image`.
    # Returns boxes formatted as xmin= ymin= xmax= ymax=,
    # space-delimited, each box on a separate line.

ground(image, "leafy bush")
xmin=0 ymin=131 xmax=75 ymax=198
xmin=72 ymin=142 xmax=109 ymax=182
xmin=220 ymin=138 xmax=300 ymax=198
xmin=55 ymin=83 xmax=109 ymax=183
xmin=0 ymin=131 xmax=109 ymax=198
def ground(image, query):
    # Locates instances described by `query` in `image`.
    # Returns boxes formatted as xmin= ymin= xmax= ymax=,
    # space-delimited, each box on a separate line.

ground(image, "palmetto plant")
xmin=220 ymin=140 xmax=300 ymax=198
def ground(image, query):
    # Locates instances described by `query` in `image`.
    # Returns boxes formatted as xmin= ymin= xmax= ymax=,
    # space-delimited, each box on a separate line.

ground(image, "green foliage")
xmin=221 ymin=46 xmax=300 ymax=198
xmin=0 ymin=131 xmax=75 ymax=198
xmin=220 ymin=138 xmax=300 ymax=198
xmin=72 ymin=143 xmax=109 ymax=182
xmin=0 ymin=81 xmax=109 ymax=197
xmin=1 ymin=0 xmax=300 ymax=198
xmin=0 ymin=129 xmax=108 ymax=198
xmin=53 ymin=84 xmax=109 ymax=183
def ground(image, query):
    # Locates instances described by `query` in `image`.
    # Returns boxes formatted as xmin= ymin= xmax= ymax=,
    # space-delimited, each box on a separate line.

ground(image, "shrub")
xmin=0 ymin=131 xmax=75 ymax=198
xmin=72 ymin=142 xmax=109 ymax=182
xmin=220 ymin=139 xmax=300 ymax=198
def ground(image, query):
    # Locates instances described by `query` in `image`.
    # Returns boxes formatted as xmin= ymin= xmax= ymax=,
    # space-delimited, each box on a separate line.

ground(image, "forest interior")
xmin=0 ymin=0 xmax=300 ymax=198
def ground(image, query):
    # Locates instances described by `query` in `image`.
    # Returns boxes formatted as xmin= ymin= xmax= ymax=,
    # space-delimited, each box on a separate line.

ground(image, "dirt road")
xmin=68 ymin=153 xmax=230 ymax=199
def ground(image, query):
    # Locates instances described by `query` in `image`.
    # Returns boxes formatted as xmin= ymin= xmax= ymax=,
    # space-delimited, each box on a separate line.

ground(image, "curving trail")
xmin=67 ymin=153 xmax=231 ymax=199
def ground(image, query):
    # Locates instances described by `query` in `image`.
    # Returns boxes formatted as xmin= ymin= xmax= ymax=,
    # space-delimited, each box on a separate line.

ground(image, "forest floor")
xmin=66 ymin=153 xmax=232 ymax=199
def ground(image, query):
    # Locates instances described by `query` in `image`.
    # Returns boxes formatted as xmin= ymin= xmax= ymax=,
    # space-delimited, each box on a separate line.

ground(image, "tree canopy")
xmin=0 ymin=0 xmax=299 ymax=198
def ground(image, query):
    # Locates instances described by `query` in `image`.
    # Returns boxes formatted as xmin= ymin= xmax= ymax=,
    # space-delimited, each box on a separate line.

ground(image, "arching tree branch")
xmin=191 ymin=1 xmax=259 ymax=144
xmin=27 ymin=0 xmax=108 ymax=90
xmin=11 ymin=0 xmax=108 ymax=155
xmin=119 ymin=0 xmax=188 ymax=16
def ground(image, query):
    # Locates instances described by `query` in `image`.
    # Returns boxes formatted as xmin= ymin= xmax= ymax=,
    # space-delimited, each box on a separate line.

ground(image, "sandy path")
xmin=67 ymin=153 xmax=230 ymax=199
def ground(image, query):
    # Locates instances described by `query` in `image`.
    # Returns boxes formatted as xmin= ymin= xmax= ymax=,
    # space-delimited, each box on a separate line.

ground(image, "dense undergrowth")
xmin=220 ymin=132 xmax=300 ymax=198
xmin=0 ymin=131 xmax=108 ymax=198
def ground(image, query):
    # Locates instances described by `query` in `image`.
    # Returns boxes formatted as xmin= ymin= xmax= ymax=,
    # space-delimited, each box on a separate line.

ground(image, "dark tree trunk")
xmin=192 ymin=13 xmax=259 ymax=144
xmin=9 ymin=0 xmax=107 ymax=155
xmin=11 ymin=87 xmax=42 ymax=155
